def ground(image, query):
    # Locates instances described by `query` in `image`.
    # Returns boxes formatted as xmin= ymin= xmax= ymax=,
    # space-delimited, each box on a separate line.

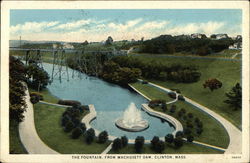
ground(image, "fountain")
xmin=115 ymin=102 xmax=149 ymax=132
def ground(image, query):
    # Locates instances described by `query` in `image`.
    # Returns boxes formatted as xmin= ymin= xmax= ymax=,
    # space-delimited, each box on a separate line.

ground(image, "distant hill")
xmin=9 ymin=40 xmax=66 ymax=47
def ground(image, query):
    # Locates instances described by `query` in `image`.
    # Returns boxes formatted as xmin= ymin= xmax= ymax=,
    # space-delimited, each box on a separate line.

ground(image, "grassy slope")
xmin=108 ymin=142 xmax=224 ymax=154
xmin=33 ymin=103 xmax=110 ymax=154
xmin=132 ymin=55 xmax=241 ymax=129
xmin=131 ymin=82 xmax=229 ymax=148
xmin=9 ymin=121 xmax=28 ymax=154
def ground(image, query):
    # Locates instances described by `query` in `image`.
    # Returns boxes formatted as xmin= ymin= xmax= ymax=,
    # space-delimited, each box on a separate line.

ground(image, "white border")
xmin=1 ymin=1 xmax=249 ymax=163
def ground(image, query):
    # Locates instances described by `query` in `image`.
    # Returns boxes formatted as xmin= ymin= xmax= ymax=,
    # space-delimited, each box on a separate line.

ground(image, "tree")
xmin=71 ymin=127 xmax=83 ymax=139
xmin=121 ymin=136 xmax=128 ymax=147
xmin=98 ymin=131 xmax=109 ymax=143
xmin=105 ymin=36 xmax=113 ymax=45
xmin=134 ymin=136 xmax=145 ymax=153
xmin=82 ymin=40 xmax=89 ymax=46
xmin=161 ymin=103 xmax=167 ymax=112
xmin=78 ymin=123 xmax=86 ymax=133
xmin=187 ymin=135 xmax=194 ymax=142
xmin=174 ymin=137 xmax=183 ymax=148
xmin=151 ymin=136 xmax=160 ymax=150
xmin=112 ymin=138 xmax=122 ymax=151
xmin=175 ymin=131 xmax=184 ymax=138
xmin=203 ymin=78 xmax=222 ymax=91
xmin=155 ymin=140 xmax=165 ymax=153
xmin=64 ymin=120 xmax=74 ymax=132
xmin=26 ymin=63 xmax=50 ymax=91
xmin=9 ymin=56 xmax=27 ymax=122
xmin=224 ymin=83 xmax=242 ymax=110
xmin=85 ymin=128 xmax=95 ymax=144
xmin=165 ymin=134 xmax=174 ymax=144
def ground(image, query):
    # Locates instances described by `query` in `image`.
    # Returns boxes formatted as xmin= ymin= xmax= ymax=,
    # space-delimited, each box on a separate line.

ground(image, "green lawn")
xmin=131 ymin=83 xmax=173 ymax=102
xmin=108 ymin=142 xmax=224 ymax=154
xmin=131 ymin=82 xmax=230 ymax=149
xmin=9 ymin=121 xmax=28 ymax=154
xmin=33 ymin=103 xmax=111 ymax=154
xmin=131 ymin=55 xmax=241 ymax=130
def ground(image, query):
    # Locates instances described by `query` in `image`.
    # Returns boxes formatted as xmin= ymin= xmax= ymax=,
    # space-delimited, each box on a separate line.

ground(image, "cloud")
xmin=135 ymin=21 xmax=169 ymax=32
xmin=52 ymin=19 xmax=92 ymax=30
xmin=166 ymin=21 xmax=225 ymax=36
xmin=107 ymin=18 xmax=143 ymax=31
xmin=10 ymin=21 xmax=59 ymax=34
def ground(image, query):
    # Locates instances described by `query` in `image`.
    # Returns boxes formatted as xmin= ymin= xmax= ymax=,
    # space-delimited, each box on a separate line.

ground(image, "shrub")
xmin=174 ymin=137 xmax=183 ymax=148
xmin=30 ymin=92 xmax=44 ymax=100
xmin=196 ymin=128 xmax=203 ymax=135
xmin=71 ymin=117 xmax=81 ymax=127
xmin=61 ymin=114 xmax=71 ymax=126
xmin=78 ymin=123 xmax=86 ymax=133
xmin=197 ymin=121 xmax=203 ymax=128
xmin=161 ymin=103 xmax=167 ymax=112
xmin=187 ymin=135 xmax=194 ymax=142
xmin=155 ymin=140 xmax=165 ymax=153
xmin=121 ymin=136 xmax=128 ymax=147
xmin=112 ymin=138 xmax=122 ymax=151
xmin=30 ymin=95 xmax=40 ymax=104
xmin=58 ymin=100 xmax=81 ymax=107
xmin=142 ymin=81 xmax=148 ymax=84
xmin=187 ymin=113 xmax=194 ymax=119
xmin=151 ymin=136 xmax=160 ymax=149
xmin=183 ymin=115 xmax=187 ymax=120
xmin=175 ymin=131 xmax=184 ymax=138
xmin=64 ymin=120 xmax=74 ymax=132
xmin=98 ymin=131 xmax=109 ymax=143
xmin=170 ymin=105 xmax=177 ymax=113
xmin=149 ymin=99 xmax=165 ymax=108
xmin=194 ymin=117 xmax=200 ymax=123
xmin=71 ymin=127 xmax=83 ymax=139
xmin=165 ymin=134 xmax=174 ymax=144
xmin=177 ymin=110 xmax=183 ymax=117
xmin=186 ymin=121 xmax=194 ymax=128
xmin=85 ymin=128 xmax=95 ymax=144
xmin=178 ymin=95 xmax=185 ymax=101
xmin=180 ymin=108 xmax=186 ymax=114
xmin=203 ymin=78 xmax=222 ymax=91
xmin=134 ymin=136 xmax=145 ymax=153
xmin=184 ymin=128 xmax=192 ymax=135
xmin=168 ymin=92 xmax=177 ymax=99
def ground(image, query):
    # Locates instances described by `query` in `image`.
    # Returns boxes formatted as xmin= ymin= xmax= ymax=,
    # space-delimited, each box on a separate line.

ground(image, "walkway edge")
xmin=19 ymin=84 xmax=59 ymax=154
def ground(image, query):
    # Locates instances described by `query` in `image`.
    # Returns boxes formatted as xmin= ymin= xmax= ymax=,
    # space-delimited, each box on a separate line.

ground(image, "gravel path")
xmin=18 ymin=86 xmax=59 ymax=154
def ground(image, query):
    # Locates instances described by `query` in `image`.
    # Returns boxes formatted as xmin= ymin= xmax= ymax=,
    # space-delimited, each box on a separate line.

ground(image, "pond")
xmin=43 ymin=63 xmax=175 ymax=140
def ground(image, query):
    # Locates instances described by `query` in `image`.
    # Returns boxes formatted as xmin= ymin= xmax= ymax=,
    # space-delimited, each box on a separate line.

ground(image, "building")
xmin=62 ymin=43 xmax=74 ymax=49
xmin=191 ymin=33 xmax=207 ymax=39
xmin=212 ymin=34 xmax=229 ymax=40
xmin=229 ymin=42 xmax=242 ymax=50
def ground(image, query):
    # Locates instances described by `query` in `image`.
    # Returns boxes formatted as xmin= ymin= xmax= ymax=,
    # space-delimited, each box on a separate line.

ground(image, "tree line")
xmin=140 ymin=35 xmax=235 ymax=55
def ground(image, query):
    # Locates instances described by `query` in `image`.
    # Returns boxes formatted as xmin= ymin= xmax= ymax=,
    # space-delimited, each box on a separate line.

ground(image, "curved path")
xmin=19 ymin=86 xmax=59 ymax=154
xmin=143 ymin=80 xmax=242 ymax=154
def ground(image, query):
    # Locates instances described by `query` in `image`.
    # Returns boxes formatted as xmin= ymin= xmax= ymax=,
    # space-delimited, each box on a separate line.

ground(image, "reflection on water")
xmin=43 ymin=63 xmax=174 ymax=139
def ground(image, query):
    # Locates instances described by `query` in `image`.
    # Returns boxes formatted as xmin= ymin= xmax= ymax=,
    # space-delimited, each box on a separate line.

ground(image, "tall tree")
xmin=9 ymin=56 xmax=27 ymax=122
xmin=224 ymin=83 xmax=242 ymax=110
xmin=105 ymin=36 xmax=113 ymax=45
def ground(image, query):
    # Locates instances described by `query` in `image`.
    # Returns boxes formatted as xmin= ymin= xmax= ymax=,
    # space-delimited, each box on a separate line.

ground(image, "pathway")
xmin=19 ymin=85 xmax=59 ymax=154
xmin=39 ymin=100 xmax=70 ymax=108
xmin=231 ymin=53 xmax=240 ymax=59
xmin=142 ymin=80 xmax=242 ymax=154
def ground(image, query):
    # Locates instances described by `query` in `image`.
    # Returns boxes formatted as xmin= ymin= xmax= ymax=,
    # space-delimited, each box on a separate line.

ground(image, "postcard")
xmin=1 ymin=1 xmax=249 ymax=163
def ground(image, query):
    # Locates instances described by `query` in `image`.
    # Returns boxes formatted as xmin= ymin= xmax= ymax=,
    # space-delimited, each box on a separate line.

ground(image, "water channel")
xmin=43 ymin=62 xmax=175 ymax=140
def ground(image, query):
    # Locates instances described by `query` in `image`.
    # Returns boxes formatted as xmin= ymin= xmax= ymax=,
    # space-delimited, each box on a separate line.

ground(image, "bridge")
xmin=10 ymin=47 xmax=128 ymax=83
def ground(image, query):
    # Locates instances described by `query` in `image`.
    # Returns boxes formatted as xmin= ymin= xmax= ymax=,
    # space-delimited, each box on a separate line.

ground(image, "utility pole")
xmin=19 ymin=36 xmax=21 ymax=47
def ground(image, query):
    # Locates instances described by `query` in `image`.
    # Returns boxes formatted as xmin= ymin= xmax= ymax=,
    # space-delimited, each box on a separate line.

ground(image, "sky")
xmin=10 ymin=9 xmax=242 ymax=42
